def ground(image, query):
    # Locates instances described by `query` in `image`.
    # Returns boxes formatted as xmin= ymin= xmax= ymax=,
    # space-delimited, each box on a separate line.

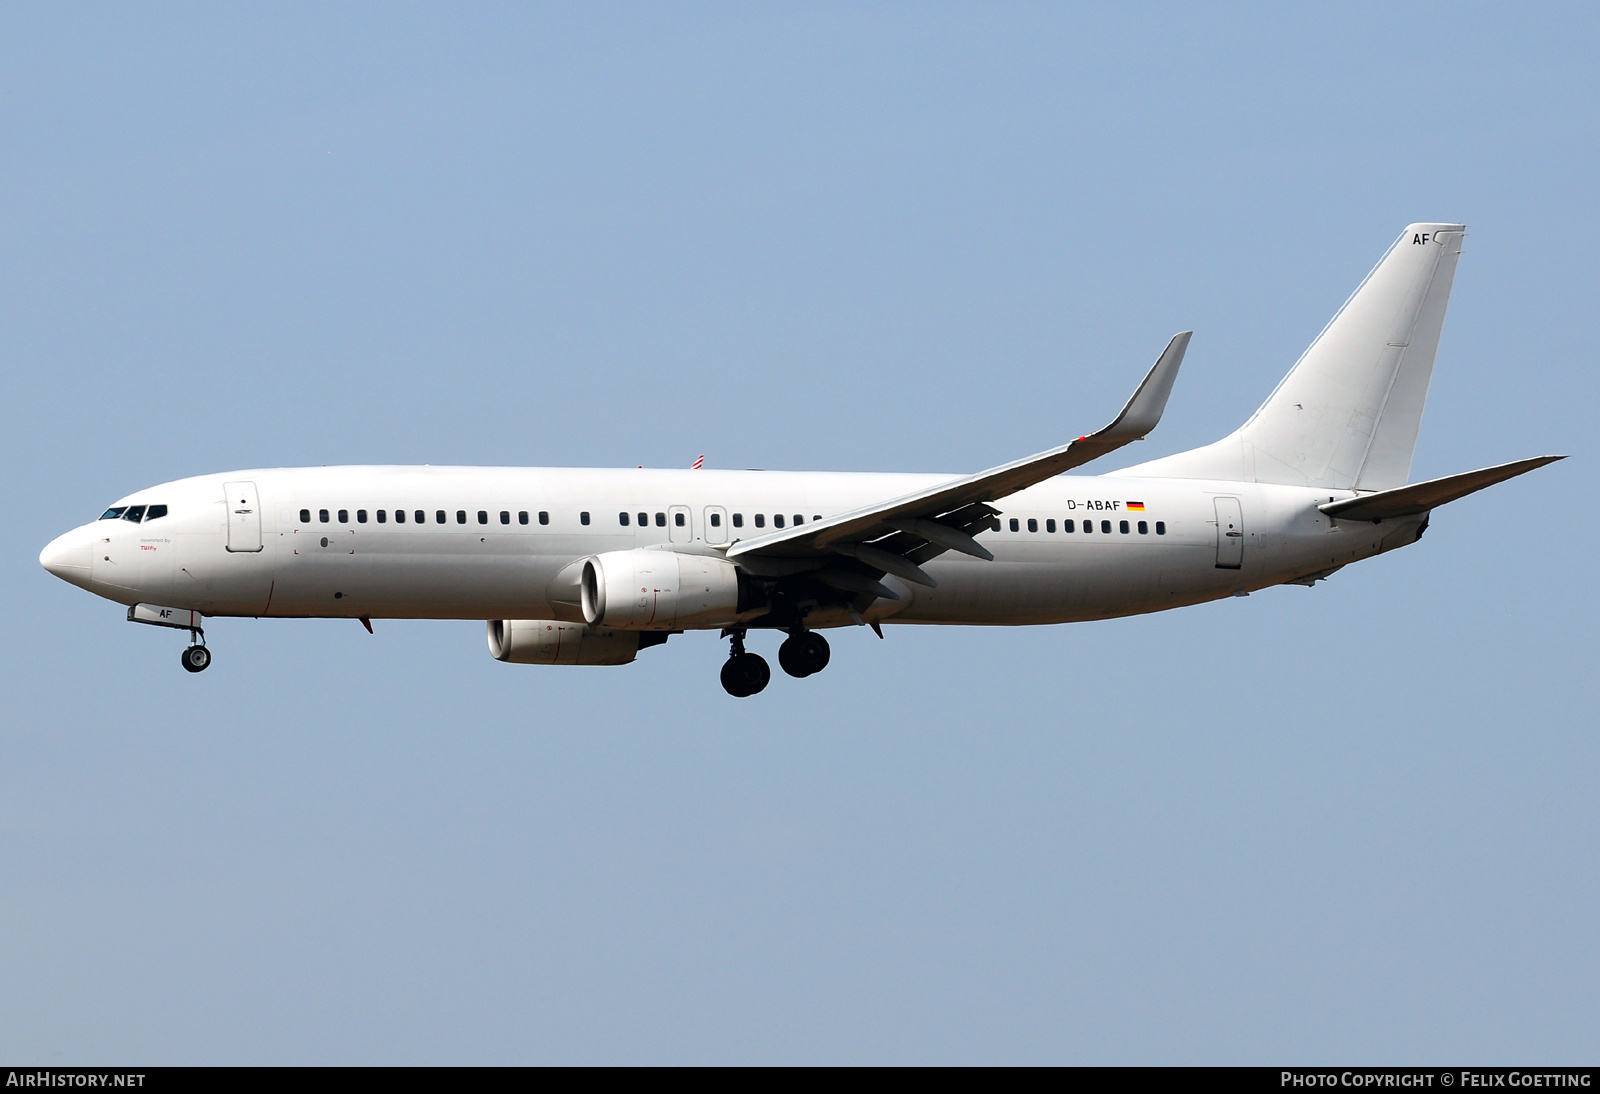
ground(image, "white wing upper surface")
xmin=725 ymin=332 xmax=1191 ymax=568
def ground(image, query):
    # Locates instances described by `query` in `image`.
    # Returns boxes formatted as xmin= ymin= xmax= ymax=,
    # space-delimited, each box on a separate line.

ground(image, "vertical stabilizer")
xmin=1117 ymin=224 xmax=1464 ymax=490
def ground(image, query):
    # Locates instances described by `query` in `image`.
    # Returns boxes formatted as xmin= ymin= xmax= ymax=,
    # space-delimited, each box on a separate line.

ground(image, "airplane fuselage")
xmin=45 ymin=465 xmax=1413 ymax=628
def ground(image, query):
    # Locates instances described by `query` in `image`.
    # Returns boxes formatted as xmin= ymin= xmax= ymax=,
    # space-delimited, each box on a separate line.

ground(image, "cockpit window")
xmin=145 ymin=504 xmax=167 ymax=521
xmin=122 ymin=505 xmax=147 ymax=522
xmin=100 ymin=507 xmax=126 ymax=520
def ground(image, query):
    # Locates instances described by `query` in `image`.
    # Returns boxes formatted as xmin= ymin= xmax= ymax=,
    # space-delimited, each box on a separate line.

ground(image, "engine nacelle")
xmin=486 ymin=619 xmax=642 ymax=666
xmin=580 ymin=548 xmax=742 ymax=630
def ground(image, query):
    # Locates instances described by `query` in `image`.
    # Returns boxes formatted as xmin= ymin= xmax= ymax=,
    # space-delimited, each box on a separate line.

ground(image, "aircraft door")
xmin=224 ymin=481 xmax=264 ymax=553
xmin=703 ymin=506 xmax=729 ymax=545
xmin=1214 ymin=496 xmax=1243 ymax=569
xmin=669 ymin=505 xmax=692 ymax=544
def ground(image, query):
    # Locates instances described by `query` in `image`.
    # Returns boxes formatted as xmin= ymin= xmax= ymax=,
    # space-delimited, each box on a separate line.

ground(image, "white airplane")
xmin=40 ymin=223 xmax=1561 ymax=695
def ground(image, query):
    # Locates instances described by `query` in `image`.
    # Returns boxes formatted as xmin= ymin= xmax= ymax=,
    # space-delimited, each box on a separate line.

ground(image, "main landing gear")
xmin=720 ymin=630 xmax=770 ymax=698
xmin=778 ymin=630 xmax=830 ymax=678
xmin=720 ymin=628 xmax=833 ymax=696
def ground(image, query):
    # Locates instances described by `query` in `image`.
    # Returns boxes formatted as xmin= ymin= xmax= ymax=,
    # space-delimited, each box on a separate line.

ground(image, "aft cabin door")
xmin=224 ymin=481 xmax=263 ymax=553
xmin=1214 ymin=496 xmax=1243 ymax=569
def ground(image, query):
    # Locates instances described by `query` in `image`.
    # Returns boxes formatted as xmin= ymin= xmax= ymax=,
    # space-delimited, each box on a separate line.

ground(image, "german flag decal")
xmin=1126 ymin=501 xmax=1146 ymax=511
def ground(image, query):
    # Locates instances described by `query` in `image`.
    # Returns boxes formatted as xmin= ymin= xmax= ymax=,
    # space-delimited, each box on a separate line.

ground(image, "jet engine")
xmin=487 ymin=619 xmax=646 ymax=666
xmin=580 ymin=549 xmax=742 ymax=630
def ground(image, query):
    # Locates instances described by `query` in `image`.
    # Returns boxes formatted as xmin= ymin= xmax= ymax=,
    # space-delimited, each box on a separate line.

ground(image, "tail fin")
xmin=1118 ymin=223 xmax=1465 ymax=490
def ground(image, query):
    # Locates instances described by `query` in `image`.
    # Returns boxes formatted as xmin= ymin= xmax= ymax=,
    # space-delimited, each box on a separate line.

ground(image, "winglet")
xmin=1095 ymin=331 xmax=1190 ymax=443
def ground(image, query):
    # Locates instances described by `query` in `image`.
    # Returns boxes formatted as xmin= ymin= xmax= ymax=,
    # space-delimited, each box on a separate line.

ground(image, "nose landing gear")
xmin=720 ymin=629 xmax=770 ymax=697
xmin=778 ymin=630 xmax=830 ymax=678
xmin=181 ymin=642 xmax=212 ymax=673
xmin=127 ymin=604 xmax=211 ymax=673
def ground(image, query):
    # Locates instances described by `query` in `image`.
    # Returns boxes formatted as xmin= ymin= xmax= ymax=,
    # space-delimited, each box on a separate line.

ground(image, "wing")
xmin=726 ymin=332 xmax=1191 ymax=591
xmin=1318 ymin=455 xmax=1564 ymax=522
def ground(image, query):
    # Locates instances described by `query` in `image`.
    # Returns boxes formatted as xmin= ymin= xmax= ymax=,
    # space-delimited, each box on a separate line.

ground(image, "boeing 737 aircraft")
xmin=40 ymin=223 xmax=1561 ymax=695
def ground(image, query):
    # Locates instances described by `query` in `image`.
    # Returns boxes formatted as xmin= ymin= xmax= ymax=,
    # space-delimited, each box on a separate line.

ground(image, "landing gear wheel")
xmin=181 ymin=645 xmax=211 ymax=673
xmin=778 ymin=631 xmax=831 ymax=678
xmin=720 ymin=652 xmax=771 ymax=697
xmin=720 ymin=657 xmax=747 ymax=697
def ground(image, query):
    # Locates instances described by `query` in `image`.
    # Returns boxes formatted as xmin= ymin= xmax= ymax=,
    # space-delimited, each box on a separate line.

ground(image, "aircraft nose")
xmin=40 ymin=526 xmax=95 ymax=589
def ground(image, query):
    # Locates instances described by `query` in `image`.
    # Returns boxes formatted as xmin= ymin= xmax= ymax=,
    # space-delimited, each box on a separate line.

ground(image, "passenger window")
xmin=377 ymin=510 xmax=386 ymax=523
xmin=675 ymin=512 xmax=686 ymax=527
xmin=538 ymin=511 xmax=549 ymax=525
xmin=395 ymin=510 xmax=406 ymax=524
xmin=813 ymin=515 xmax=821 ymax=522
xmin=1119 ymin=520 xmax=1129 ymax=534
xmin=518 ymin=511 xmax=528 ymax=525
xmin=755 ymin=514 xmax=765 ymax=528
xmin=732 ymin=513 xmax=744 ymax=528
xmin=123 ymin=505 xmax=146 ymax=522
xmin=991 ymin=520 xmax=1001 ymax=531
xmin=416 ymin=511 xmax=425 ymax=524
xmin=1083 ymin=520 xmax=1092 ymax=533
xmin=580 ymin=511 xmax=590 ymax=525
xmin=1009 ymin=518 xmax=1019 ymax=532
xmin=637 ymin=512 xmax=647 ymax=526
xmin=297 ymin=509 xmax=309 ymax=524
xmin=1101 ymin=520 xmax=1111 ymax=533
xmin=774 ymin=515 xmax=785 ymax=528
xmin=1046 ymin=519 xmax=1055 ymax=533
xmin=101 ymin=507 xmax=127 ymax=520
xmin=1138 ymin=521 xmax=1148 ymax=535
xmin=794 ymin=515 xmax=803 ymax=525
xmin=655 ymin=512 xmax=666 ymax=527
xmin=1027 ymin=518 xmax=1038 ymax=532
xmin=457 ymin=510 xmax=466 ymax=524
xmin=1064 ymin=519 xmax=1074 ymax=532
xmin=1156 ymin=521 xmax=1166 ymax=535
xmin=438 ymin=511 xmax=447 ymax=524
xmin=320 ymin=509 xmax=330 ymax=523
xmin=477 ymin=511 xmax=487 ymax=524
xmin=710 ymin=513 xmax=722 ymax=527
xmin=339 ymin=509 xmax=349 ymax=523
xmin=358 ymin=510 xmax=368 ymax=523
xmin=145 ymin=505 xmax=167 ymax=521
xmin=619 ymin=512 xmax=630 ymax=526
xmin=500 ymin=511 xmax=510 ymax=525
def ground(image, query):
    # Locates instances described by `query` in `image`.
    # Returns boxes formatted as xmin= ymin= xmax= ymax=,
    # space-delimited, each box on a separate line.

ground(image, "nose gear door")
xmin=1214 ymin=496 xmax=1243 ymax=569
xmin=224 ymin=481 xmax=264 ymax=553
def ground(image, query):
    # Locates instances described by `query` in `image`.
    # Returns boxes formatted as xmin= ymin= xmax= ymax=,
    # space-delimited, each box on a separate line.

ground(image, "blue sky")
xmin=2 ymin=3 xmax=1595 ymax=1063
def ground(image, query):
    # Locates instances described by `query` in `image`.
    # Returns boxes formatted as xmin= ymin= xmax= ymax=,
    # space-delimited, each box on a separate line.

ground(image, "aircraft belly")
xmin=905 ymin=547 xmax=1170 ymax=625
xmin=267 ymin=526 xmax=623 ymax=619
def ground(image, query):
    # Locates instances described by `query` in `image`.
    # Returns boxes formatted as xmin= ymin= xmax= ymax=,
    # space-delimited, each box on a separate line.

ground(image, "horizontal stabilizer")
xmin=1318 ymin=455 xmax=1564 ymax=522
